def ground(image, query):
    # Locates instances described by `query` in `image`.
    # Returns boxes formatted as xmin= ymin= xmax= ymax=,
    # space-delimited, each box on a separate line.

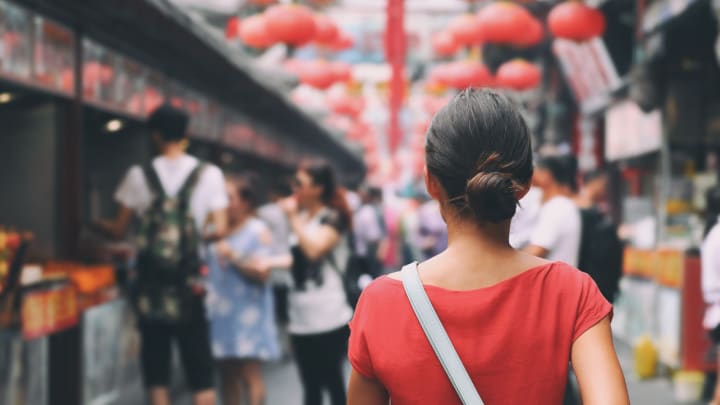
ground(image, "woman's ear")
xmin=424 ymin=166 xmax=443 ymax=200
xmin=515 ymin=183 xmax=530 ymax=201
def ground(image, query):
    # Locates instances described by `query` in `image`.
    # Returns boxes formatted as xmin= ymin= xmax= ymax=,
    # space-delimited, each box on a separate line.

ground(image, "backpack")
xmin=578 ymin=208 xmax=623 ymax=303
xmin=132 ymin=162 xmax=205 ymax=324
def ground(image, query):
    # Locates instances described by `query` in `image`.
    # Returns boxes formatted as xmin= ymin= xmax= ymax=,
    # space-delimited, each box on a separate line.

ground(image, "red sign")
xmin=21 ymin=285 xmax=78 ymax=340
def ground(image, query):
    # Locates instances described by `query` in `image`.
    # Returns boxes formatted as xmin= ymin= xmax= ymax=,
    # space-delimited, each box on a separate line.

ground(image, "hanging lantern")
xmin=314 ymin=14 xmax=339 ymax=45
xmin=548 ymin=2 xmax=606 ymax=42
xmin=225 ymin=17 xmax=241 ymax=39
xmin=247 ymin=0 xmax=277 ymax=5
xmin=433 ymin=61 xmax=492 ymax=89
xmin=476 ymin=2 xmax=535 ymax=46
xmin=514 ymin=18 xmax=544 ymax=48
xmin=448 ymin=14 xmax=483 ymax=46
xmin=240 ymin=15 xmax=275 ymax=48
xmin=327 ymin=31 xmax=354 ymax=51
xmin=327 ymin=93 xmax=365 ymax=118
xmin=330 ymin=61 xmax=353 ymax=83
xmin=264 ymin=5 xmax=317 ymax=46
xmin=298 ymin=60 xmax=336 ymax=89
xmin=495 ymin=59 xmax=541 ymax=90
xmin=431 ymin=31 xmax=459 ymax=57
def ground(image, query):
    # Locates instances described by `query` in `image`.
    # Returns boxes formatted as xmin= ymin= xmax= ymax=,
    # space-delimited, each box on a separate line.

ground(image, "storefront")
xmin=0 ymin=0 xmax=365 ymax=403
xmin=607 ymin=0 xmax=720 ymax=380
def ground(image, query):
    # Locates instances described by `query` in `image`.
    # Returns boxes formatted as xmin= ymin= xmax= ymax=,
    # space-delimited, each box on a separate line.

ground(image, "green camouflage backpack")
xmin=132 ymin=162 xmax=204 ymax=324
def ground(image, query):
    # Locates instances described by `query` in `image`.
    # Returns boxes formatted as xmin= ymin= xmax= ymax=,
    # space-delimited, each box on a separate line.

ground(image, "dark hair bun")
xmin=465 ymin=171 xmax=518 ymax=222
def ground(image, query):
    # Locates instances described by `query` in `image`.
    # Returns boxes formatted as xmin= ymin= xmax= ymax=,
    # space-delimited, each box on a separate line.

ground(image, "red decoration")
xmin=327 ymin=93 xmax=365 ymax=118
xmin=495 ymin=60 xmax=541 ymax=90
xmin=548 ymin=2 xmax=606 ymax=42
xmin=515 ymin=18 xmax=544 ymax=47
xmin=225 ymin=17 xmax=241 ymax=39
xmin=314 ymin=14 xmax=339 ymax=44
xmin=431 ymin=31 xmax=459 ymax=57
xmin=476 ymin=2 xmax=535 ymax=46
xmin=448 ymin=14 xmax=483 ymax=46
xmin=328 ymin=31 xmax=354 ymax=51
xmin=330 ymin=61 xmax=353 ymax=83
xmin=247 ymin=0 xmax=277 ymax=5
xmin=422 ymin=95 xmax=450 ymax=116
xmin=296 ymin=60 xmax=336 ymax=89
xmin=431 ymin=61 xmax=491 ymax=90
xmin=264 ymin=5 xmax=317 ymax=46
xmin=240 ymin=15 xmax=275 ymax=48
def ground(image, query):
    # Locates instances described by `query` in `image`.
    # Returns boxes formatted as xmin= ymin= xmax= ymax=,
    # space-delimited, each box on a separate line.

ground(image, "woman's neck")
xmin=445 ymin=219 xmax=513 ymax=255
xmin=303 ymin=200 xmax=325 ymax=217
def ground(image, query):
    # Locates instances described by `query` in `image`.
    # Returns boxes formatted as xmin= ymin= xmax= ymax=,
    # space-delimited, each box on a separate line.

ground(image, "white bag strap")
xmin=401 ymin=262 xmax=484 ymax=405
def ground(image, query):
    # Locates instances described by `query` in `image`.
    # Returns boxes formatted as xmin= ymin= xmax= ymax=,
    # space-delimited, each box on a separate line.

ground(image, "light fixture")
xmin=0 ymin=93 xmax=14 ymax=103
xmin=105 ymin=119 xmax=124 ymax=132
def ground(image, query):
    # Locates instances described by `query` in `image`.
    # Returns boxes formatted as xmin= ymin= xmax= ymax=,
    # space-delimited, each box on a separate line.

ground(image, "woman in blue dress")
xmin=206 ymin=174 xmax=291 ymax=405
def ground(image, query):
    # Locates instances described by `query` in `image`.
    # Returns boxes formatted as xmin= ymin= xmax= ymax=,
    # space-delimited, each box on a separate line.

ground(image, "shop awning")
xmin=14 ymin=0 xmax=365 ymax=179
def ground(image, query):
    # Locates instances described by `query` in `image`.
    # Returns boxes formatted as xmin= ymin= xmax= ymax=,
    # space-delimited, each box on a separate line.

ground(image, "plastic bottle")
xmin=634 ymin=335 xmax=658 ymax=379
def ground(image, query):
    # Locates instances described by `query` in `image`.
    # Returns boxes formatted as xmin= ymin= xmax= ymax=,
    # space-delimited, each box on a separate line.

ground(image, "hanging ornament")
xmin=448 ymin=14 xmax=483 ymax=46
xmin=476 ymin=2 xmax=535 ymax=46
xmin=225 ymin=17 xmax=241 ymax=39
xmin=432 ymin=31 xmax=459 ymax=57
xmin=264 ymin=4 xmax=317 ymax=46
xmin=314 ymin=14 xmax=339 ymax=45
xmin=327 ymin=31 xmax=354 ymax=51
xmin=548 ymin=2 xmax=606 ymax=42
xmin=495 ymin=59 xmax=541 ymax=90
xmin=240 ymin=15 xmax=275 ymax=48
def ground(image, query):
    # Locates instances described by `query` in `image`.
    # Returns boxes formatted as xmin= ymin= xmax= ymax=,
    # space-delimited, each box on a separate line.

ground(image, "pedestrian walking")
xmin=347 ymin=89 xmax=628 ymax=405
xmin=94 ymin=104 xmax=228 ymax=405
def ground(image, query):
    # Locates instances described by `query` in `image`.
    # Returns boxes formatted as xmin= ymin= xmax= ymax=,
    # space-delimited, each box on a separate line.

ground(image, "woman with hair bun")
xmin=347 ymin=89 xmax=628 ymax=405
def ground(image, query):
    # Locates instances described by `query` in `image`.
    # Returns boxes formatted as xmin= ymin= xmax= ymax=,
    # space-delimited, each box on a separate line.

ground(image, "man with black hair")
xmin=525 ymin=154 xmax=582 ymax=267
xmin=575 ymin=169 xmax=623 ymax=303
xmin=95 ymin=104 xmax=227 ymax=405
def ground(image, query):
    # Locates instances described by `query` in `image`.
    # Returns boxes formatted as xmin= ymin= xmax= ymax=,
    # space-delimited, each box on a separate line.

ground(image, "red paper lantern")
xmin=515 ymin=18 xmax=544 ymax=47
xmin=330 ymin=61 xmax=353 ymax=83
xmin=264 ymin=5 xmax=317 ymax=46
xmin=298 ymin=60 xmax=336 ymax=89
xmin=433 ymin=61 xmax=491 ymax=89
xmin=240 ymin=15 xmax=275 ymax=48
xmin=225 ymin=17 xmax=241 ymax=39
xmin=327 ymin=93 xmax=365 ymax=118
xmin=328 ymin=31 xmax=354 ymax=51
xmin=431 ymin=31 xmax=459 ymax=57
xmin=495 ymin=60 xmax=541 ymax=90
xmin=476 ymin=2 xmax=535 ymax=45
xmin=422 ymin=95 xmax=450 ymax=116
xmin=448 ymin=14 xmax=483 ymax=46
xmin=247 ymin=0 xmax=277 ymax=5
xmin=314 ymin=14 xmax=339 ymax=44
xmin=548 ymin=2 xmax=605 ymax=42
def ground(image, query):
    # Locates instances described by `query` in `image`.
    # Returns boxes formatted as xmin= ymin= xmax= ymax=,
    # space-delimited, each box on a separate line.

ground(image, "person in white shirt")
xmin=94 ymin=104 xmax=228 ymax=405
xmin=509 ymin=186 xmax=543 ymax=249
xmin=702 ymin=189 xmax=720 ymax=405
xmin=525 ymin=155 xmax=582 ymax=267
xmin=278 ymin=161 xmax=354 ymax=405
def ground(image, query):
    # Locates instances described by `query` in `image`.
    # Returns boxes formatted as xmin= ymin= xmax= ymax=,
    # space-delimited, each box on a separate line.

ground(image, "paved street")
xmin=146 ymin=339 xmax=701 ymax=405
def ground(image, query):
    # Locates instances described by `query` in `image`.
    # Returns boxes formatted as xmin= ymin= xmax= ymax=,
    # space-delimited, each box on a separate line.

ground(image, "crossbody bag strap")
xmin=401 ymin=262 xmax=484 ymax=405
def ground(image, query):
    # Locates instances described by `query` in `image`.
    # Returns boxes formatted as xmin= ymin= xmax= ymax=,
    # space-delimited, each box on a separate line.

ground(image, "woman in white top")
xmin=279 ymin=161 xmax=354 ymax=405
xmin=703 ymin=188 xmax=720 ymax=405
